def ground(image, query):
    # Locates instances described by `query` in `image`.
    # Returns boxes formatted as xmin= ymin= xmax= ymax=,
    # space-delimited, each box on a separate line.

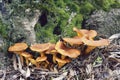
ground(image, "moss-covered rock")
xmin=1 ymin=0 xmax=120 ymax=44
xmin=84 ymin=9 xmax=120 ymax=38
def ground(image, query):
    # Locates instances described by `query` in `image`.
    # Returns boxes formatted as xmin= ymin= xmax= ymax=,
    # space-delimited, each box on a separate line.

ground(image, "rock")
xmin=83 ymin=9 xmax=120 ymax=38
xmin=109 ymin=33 xmax=120 ymax=45
xmin=11 ymin=9 xmax=41 ymax=44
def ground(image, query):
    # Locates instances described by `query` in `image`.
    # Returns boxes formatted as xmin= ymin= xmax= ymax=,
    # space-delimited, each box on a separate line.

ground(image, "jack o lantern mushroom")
xmin=55 ymin=41 xmax=81 ymax=59
xmin=30 ymin=43 xmax=50 ymax=57
xmin=73 ymin=27 xmax=97 ymax=40
xmin=63 ymin=37 xmax=83 ymax=46
xmin=81 ymin=37 xmax=110 ymax=54
xmin=55 ymin=57 xmax=71 ymax=68
xmin=73 ymin=27 xmax=88 ymax=37
xmin=8 ymin=43 xmax=28 ymax=70
xmin=30 ymin=43 xmax=51 ymax=67
xmin=81 ymin=37 xmax=110 ymax=47
xmin=73 ymin=27 xmax=109 ymax=54
xmin=36 ymin=56 xmax=47 ymax=68
xmin=20 ymin=52 xmax=33 ymax=65
xmin=28 ymin=58 xmax=37 ymax=67
xmin=45 ymin=43 xmax=58 ymax=63
xmin=45 ymin=43 xmax=56 ymax=54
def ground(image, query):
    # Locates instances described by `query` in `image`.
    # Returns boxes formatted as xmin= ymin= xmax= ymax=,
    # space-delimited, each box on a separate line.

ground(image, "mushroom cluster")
xmin=8 ymin=27 xmax=110 ymax=69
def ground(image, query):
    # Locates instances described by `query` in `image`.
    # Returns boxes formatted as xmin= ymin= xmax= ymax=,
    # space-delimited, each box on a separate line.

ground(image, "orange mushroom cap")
xmin=21 ymin=52 xmax=32 ymax=58
xmin=81 ymin=37 xmax=110 ymax=47
xmin=88 ymin=30 xmax=97 ymax=39
xmin=73 ymin=27 xmax=97 ymax=39
xmin=30 ymin=43 xmax=50 ymax=52
xmin=8 ymin=43 xmax=28 ymax=52
xmin=45 ymin=43 xmax=57 ymax=54
xmin=36 ymin=56 xmax=47 ymax=62
xmin=55 ymin=57 xmax=71 ymax=63
xmin=55 ymin=57 xmax=71 ymax=68
xmin=55 ymin=41 xmax=81 ymax=58
xmin=73 ymin=27 xmax=88 ymax=38
xmin=63 ymin=37 xmax=83 ymax=45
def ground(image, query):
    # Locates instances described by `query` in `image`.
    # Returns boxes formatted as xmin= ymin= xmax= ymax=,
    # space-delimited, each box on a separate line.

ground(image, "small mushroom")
xmin=45 ymin=43 xmax=58 ymax=63
xmin=45 ymin=43 xmax=56 ymax=54
xmin=36 ymin=56 xmax=47 ymax=68
xmin=81 ymin=37 xmax=110 ymax=54
xmin=55 ymin=41 xmax=81 ymax=59
xmin=8 ymin=43 xmax=28 ymax=52
xmin=85 ymin=46 xmax=96 ymax=54
xmin=8 ymin=43 xmax=28 ymax=69
xmin=20 ymin=52 xmax=33 ymax=65
xmin=73 ymin=27 xmax=97 ymax=39
xmin=63 ymin=37 xmax=83 ymax=45
xmin=30 ymin=43 xmax=50 ymax=57
xmin=55 ymin=57 xmax=71 ymax=68
xmin=81 ymin=37 xmax=110 ymax=47
xmin=28 ymin=58 xmax=37 ymax=66
xmin=73 ymin=27 xmax=88 ymax=38
xmin=30 ymin=43 xmax=51 ymax=67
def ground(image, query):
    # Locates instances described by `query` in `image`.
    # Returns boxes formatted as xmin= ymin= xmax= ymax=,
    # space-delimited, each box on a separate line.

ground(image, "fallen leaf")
xmin=52 ymin=72 xmax=68 ymax=80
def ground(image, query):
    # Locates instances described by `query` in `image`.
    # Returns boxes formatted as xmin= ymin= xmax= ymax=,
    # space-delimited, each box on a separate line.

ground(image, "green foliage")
xmin=80 ymin=2 xmax=95 ymax=15
xmin=0 ymin=20 xmax=8 ymax=39
xmin=93 ymin=0 xmax=120 ymax=11
xmin=66 ymin=2 xmax=80 ymax=12
xmin=35 ymin=22 xmax=58 ymax=43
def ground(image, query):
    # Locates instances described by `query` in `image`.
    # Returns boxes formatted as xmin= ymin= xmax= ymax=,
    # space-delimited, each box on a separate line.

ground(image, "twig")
xmin=1 ymin=70 xmax=6 ymax=80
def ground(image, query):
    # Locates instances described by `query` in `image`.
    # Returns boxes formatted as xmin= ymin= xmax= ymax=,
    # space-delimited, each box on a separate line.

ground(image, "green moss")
xmin=80 ymin=2 xmax=95 ymax=15
xmin=35 ymin=22 xmax=58 ymax=43
xmin=111 ymin=0 xmax=120 ymax=8
xmin=54 ymin=0 xmax=66 ymax=8
xmin=66 ymin=2 xmax=80 ymax=12
xmin=0 ymin=20 xmax=8 ymax=39
xmin=93 ymin=0 xmax=118 ymax=11
xmin=74 ymin=14 xmax=83 ymax=26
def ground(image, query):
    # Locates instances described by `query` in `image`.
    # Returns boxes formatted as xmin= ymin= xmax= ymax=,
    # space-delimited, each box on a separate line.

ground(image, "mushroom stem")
xmin=53 ymin=54 xmax=56 ymax=63
xmin=61 ymin=55 xmax=66 ymax=59
xmin=12 ymin=55 xmax=17 ymax=70
xmin=14 ymin=51 xmax=24 ymax=66
xmin=36 ymin=64 xmax=39 ymax=68
xmin=55 ymin=57 xmax=71 ymax=68
xmin=20 ymin=55 xmax=24 ymax=66
xmin=58 ymin=63 xmax=66 ymax=68
xmin=85 ymin=46 xmax=96 ymax=54
xmin=26 ymin=59 xmax=29 ymax=65
xmin=17 ymin=54 xmax=22 ymax=70
xmin=40 ymin=52 xmax=45 ymax=57
xmin=28 ymin=58 xmax=37 ymax=66
xmin=36 ymin=62 xmax=41 ymax=68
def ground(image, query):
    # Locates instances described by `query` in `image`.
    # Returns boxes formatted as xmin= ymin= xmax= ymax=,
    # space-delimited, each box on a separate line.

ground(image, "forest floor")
xmin=0 ymin=35 xmax=120 ymax=80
